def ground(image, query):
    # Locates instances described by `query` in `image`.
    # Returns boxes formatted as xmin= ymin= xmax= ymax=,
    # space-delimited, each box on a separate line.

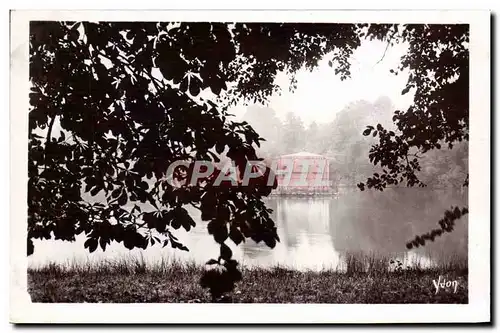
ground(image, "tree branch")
xmin=46 ymin=116 xmax=56 ymax=144
xmin=409 ymin=152 xmax=422 ymax=159
xmin=375 ymin=41 xmax=391 ymax=66
xmin=374 ymin=29 xmax=399 ymax=66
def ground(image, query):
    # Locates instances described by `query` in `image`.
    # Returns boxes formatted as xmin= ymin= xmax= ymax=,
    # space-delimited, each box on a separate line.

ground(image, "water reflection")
xmin=29 ymin=188 xmax=468 ymax=271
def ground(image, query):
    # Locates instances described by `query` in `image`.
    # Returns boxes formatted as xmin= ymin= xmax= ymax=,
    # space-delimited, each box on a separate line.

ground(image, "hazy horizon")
xmin=227 ymin=39 xmax=414 ymax=125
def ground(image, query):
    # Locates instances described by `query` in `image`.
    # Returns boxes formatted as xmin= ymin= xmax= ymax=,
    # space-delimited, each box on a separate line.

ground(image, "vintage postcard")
xmin=10 ymin=10 xmax=490 ymax=323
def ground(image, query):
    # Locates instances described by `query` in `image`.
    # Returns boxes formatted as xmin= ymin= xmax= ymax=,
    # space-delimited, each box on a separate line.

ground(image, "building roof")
xmin=279 ymin=151 xmax=328 ymax=158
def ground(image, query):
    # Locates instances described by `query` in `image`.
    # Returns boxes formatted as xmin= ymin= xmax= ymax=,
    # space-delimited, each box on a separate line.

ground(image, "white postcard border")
xmin=9 ymin=10 xmax=491 ymax=323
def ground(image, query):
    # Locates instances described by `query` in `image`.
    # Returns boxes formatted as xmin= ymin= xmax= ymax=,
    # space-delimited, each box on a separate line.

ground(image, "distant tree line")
xmin=242 ymin=96 xmax=468 ymax=188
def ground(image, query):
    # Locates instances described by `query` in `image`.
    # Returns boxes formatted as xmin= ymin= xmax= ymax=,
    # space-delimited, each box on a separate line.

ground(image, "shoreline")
xmin=28 ymin=259 xmax=468 ymax=304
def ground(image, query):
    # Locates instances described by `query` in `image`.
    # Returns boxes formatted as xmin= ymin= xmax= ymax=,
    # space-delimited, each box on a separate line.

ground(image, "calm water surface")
xmin=29 ymin=188 xmax=468 ymax=271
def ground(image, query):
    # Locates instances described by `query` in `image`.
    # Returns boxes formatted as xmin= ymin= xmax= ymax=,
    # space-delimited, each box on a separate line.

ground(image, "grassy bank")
xmin=28 ymin=255 xmax=468 ymax=303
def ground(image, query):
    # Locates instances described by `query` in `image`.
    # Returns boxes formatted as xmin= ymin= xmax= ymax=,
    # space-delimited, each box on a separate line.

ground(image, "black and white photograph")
xmin=9 ymin=10 xmax=490 ymax=324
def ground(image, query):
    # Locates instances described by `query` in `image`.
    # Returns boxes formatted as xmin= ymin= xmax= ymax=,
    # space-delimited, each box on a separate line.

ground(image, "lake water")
xmin=28 ymin=188 xmax=468 ymax=271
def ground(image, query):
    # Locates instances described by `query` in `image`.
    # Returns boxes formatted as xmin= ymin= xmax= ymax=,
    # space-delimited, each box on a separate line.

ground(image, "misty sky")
xmin=229 ymin=39 xmax=415 ymax=126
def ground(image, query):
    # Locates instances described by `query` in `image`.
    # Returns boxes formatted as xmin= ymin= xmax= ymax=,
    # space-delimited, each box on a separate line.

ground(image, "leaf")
xmin=171 ymin=217 xmax=181 ymax=230
xmin=206 ymin=259 xmax=218 ymax=265
xmin=215 ymin=143 xmax=225 ymax=154
xmin=263 ymin=235 xmax=276 ymax=248
xmin=123 ymin=230 xmax=141 ymax=250
xmin=90 ymin=186 xmax=101 ymax=197
xmin=143 ymin=212 xmax=158 ymax=229
xmin=27 ymin=238 xmax=34 ymax=256
xmin=210 ymin=76 xmax=226 ymax=95
xmin=363 ymin=128 xmax=372 ymax=136
xmin=229 ymin=226 xmax=244 ymax=245
xmin=201 ymin=191 xmax=217 ymax=221
xmin=189 ymin=76 xmax=202 ymax=96
xmin=126 ymin=30 xmax=135 ymax=40
xmin=148 ymin=195 xmax=158 ymax=210
xmin=216 ymin=224 xmax=229 ymax=244
xmin=217 ymin=204 xmax=230 ymax=222
xmin=180 ymin=77 xmax=188 ymax=92
xmin=170 ymin=237 xmax=189 ymax=251
xmin=84 ymin=238 xmax=98 ymax=253
xmin=118 ymin=191 xmax=128 ymax=206
xmin=99 ymin=237 xmax=108 ymax=251
xmin=182 ymin=211 xmax=196 ymax=231
xmin=220 ymin=243 xmax=232 ymax=261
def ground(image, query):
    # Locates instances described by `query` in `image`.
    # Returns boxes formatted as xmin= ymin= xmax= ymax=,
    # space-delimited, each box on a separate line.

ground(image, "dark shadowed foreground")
xmin=28 ymin=255 xmax=467 ymax=304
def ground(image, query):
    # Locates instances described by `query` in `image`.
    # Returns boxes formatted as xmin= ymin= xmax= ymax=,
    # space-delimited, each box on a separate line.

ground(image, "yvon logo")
xmin=432 ymin=276 xmax=459 ymax=294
